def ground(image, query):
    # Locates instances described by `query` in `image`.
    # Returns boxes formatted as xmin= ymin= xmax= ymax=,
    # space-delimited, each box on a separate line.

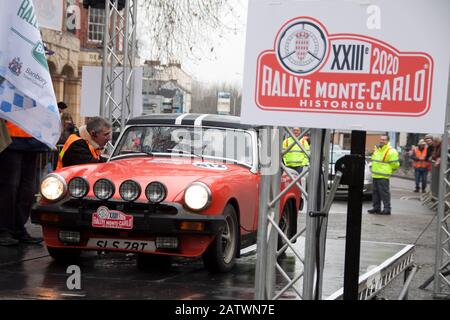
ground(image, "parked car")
xmin=31 ymin=114 xmax=302 ymax=272
xmin=328 ymin=146 xmax=373 ymax=198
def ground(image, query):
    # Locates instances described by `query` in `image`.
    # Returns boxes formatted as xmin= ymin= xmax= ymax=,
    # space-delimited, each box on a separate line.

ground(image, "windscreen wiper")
xmin=110 ymin=149 xmax=153 ymax=160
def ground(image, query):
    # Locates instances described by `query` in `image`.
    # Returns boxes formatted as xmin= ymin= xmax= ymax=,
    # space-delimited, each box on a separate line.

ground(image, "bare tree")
xmin=138 ymin=0 xmax=243 ymax=64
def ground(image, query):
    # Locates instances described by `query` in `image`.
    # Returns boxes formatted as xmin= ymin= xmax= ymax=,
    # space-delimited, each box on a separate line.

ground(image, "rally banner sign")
xmin=256 ymin=17 xmax=432 ymax=117
xmin=241 ymin=0 xmax=450 ymax=133
xmin=0 ymin=0 xmax=60 ymax=148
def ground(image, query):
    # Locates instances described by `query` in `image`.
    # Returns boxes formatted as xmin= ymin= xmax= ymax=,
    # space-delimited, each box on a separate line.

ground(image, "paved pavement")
xmin=316 ymin=176 xmax=443 ymax=300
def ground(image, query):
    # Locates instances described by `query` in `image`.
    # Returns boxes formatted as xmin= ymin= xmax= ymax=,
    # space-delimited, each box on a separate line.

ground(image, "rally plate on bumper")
xmin=92 ymin=206 xmax=133 ymax=230
xmin=87 ymin=238 xmax=156 ymax=252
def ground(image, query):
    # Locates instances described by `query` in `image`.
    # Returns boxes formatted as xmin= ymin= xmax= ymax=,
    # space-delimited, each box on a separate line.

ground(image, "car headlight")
xmin=120 ymin=180 xmax=141 ymax=202
xmin=40 ymin=173 xmax=67 ymax=202
xmin=145 ymin=181 xmax=167 ymax=204
xmin=184 ymin=182 xmax=211 ymax=211
xmin=68 ymin=177 xmax=89 ymax=199
xmin=93 ymin=179 xmax=115 ymax=200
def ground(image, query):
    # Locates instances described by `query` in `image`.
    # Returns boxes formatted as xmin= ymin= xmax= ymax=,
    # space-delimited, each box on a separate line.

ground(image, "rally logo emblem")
xmin=92 ymin=206 xmax=133 ymax=230
xmin=8 ymin=57 xmax=23 ymax=76
xmin=256 ymin=16 xmax=433 ymax=117
xmin=96 ymin=206 xmax=109 ymax=219
xmin=276 ymin=18 xmax=328 ymax=75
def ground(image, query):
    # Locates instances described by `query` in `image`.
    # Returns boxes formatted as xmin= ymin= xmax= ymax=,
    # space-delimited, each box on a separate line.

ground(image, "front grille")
xmin=62 ymin=198 xmax=178 ymax=215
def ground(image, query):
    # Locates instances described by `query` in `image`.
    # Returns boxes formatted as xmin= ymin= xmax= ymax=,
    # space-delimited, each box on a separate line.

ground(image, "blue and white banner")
xmin=0 ymin=0 xmax=60 ymax=149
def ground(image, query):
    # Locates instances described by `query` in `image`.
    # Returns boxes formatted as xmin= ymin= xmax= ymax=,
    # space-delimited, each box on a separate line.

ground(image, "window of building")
xmin=88 ymin=7 xmax=105 ymax=43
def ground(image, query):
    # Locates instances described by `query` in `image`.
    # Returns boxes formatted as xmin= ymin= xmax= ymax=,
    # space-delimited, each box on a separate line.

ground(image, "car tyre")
xmin=47 ymin=247 xmax=81 ymax=263
xmin=278 ymin=202 xmax=295 ymax=252
xmin=203 ymin=204 xmax=238 ymax=273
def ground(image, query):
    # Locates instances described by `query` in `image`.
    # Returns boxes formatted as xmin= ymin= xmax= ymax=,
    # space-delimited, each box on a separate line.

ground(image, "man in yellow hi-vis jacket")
xmin=368 ymin=135 xmax=400 ymax=215
xmin=282 ymin=127 xmax=310 ymax=174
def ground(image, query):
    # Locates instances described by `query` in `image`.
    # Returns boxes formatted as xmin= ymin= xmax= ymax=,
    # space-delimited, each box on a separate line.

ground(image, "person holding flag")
xmin=0 ymin=0 xmax=60 ymax=246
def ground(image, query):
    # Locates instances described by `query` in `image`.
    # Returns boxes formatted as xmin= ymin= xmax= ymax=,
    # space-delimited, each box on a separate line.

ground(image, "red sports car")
xmin=31 ymin=114 xmax=302 ymax=272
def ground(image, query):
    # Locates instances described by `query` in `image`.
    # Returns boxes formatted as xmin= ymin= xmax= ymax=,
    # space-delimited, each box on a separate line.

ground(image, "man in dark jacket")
xmin=424 ymin=134 xmax=434 ymax=162
xmin=0 ymin=122 xmax=49 ymax=246
xmin=57 ymin=117 xmax=112 ymax=169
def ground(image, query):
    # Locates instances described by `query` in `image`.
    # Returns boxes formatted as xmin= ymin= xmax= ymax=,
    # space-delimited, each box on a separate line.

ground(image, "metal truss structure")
xmin=99 ymin=0 xmax=138 ymax=140
xmin=434 ymin=105 xmax=450 ymax=298
xmin=327 ymin=245 xmax=415 ymax=300
xmin=253 ymin=127 xmax=417 ymax=300
xmin=255 ymin=127 xmax=333 ymax=300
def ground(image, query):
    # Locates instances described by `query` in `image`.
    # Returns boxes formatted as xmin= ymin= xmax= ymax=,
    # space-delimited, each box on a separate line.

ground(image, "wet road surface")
xmin=0 ymin=177 xmax=421 ymax=300
xmin=0 ymin=235 xmax=412 ymax=300
xmin=0 ymin=242 xmax=260 ymax=300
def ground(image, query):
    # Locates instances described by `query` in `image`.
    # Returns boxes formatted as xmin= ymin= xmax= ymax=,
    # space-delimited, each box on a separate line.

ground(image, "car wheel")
xmin=278 ymin=202 xmax=294 ymax=251
xmin=203 ymin=204 xmax=238 ymax=273
xmin=47 ymin=247 xmax=81 ymax=263
xmin=137 ymin=254 xmax=172 ymax=271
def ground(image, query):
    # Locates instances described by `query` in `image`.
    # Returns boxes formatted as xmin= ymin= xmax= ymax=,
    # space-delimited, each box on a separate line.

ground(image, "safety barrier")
xmin=422 ymin=163 xmax=448 ymax=211
xmin=34 ymin=145 xmax=63 ymax=191
xmin=430 ymin=164 xmax=440 ymax=198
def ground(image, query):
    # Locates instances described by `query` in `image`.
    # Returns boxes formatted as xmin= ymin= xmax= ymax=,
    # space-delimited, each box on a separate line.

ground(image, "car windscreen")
xmin=112 ymin=126 xmax=254 ymax=166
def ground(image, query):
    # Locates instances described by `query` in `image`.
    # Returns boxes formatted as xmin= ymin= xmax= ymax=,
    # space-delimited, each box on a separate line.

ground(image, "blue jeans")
xmin=414 ymin=168 xmax=428 ymax=191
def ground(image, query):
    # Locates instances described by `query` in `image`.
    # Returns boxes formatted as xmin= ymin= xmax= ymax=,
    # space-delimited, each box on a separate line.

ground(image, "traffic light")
xmin=83 ymin=0 xmax=126 ymax=11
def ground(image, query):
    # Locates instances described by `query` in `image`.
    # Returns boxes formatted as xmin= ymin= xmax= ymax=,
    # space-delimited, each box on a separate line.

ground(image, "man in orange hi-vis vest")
xmin=57 ymin=117 xmax=112 ymax=169
xmin=410 ymin=139 xmax=431 ymax=193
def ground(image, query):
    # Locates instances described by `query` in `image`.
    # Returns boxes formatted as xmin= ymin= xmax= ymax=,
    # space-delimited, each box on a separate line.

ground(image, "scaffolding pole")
xmin=303 ymin=129 xmax=326 ymax=299
xmin=99 ymin=0 xmax=137 ymax=142
xmin=254 ymin=127 xmax=330 ymax=300
xmin=433 ymin=90 xmax=450 ymax=297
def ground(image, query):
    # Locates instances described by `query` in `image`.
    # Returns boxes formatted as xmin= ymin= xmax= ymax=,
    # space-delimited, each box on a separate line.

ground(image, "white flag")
xmin=0 ymin=0 xmax=60 ymax=149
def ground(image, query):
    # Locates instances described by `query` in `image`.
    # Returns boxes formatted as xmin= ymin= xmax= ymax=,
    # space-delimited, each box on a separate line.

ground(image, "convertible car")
xmin=31 ymin=114 xmax=302 ymax=272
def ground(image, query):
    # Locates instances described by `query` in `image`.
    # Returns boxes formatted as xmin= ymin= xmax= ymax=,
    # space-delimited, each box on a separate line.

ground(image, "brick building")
xmin=39 ymin=0 xmax=121 ymax=127
xmin=142 ymin=60 xmax=192 ymax=114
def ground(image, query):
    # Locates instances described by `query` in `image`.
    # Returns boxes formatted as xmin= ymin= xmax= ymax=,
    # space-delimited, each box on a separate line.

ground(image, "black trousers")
xmin=372 ymin=178 xmax=391 ymax=212
xmin=0 ymin=148 xmax=38 ymax=235
xmin=291 ymin=166 xmax=304 ymax=174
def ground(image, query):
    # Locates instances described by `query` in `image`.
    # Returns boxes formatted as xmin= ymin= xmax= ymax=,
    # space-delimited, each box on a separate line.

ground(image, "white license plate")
xmin=87 ymin=238 xmax=156 ymax=252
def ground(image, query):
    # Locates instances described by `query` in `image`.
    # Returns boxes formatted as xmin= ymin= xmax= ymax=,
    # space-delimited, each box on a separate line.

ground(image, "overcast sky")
xmin=183 ymin=27 xmax=247 ymax=85
xmin=184 ymin=1 xmax=248 ymax=85
xmin=137 ymin=0 xmax=248 ymax=86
